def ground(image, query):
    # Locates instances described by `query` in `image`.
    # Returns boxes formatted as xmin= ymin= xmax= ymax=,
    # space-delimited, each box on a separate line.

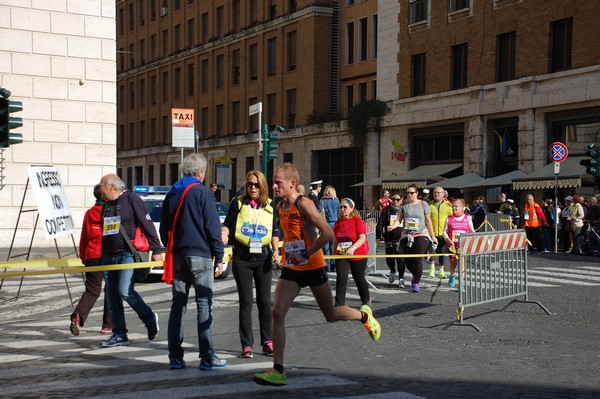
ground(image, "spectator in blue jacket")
xmin=318 ymin=185 xmax=340 ymax=271
xmin=160 ymin=153 xmax=227 ymax=371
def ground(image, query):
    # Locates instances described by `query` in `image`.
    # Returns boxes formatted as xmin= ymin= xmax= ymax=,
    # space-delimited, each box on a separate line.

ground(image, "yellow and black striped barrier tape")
xmin=0 ymin=251 xmax=456 ymax=279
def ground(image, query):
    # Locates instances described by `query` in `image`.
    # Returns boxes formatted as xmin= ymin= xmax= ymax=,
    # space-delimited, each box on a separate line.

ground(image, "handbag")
xmin=132 ymin=226 xmax=150 ymax=252
xmin=119 ymin=225 xmax=151 ymax=282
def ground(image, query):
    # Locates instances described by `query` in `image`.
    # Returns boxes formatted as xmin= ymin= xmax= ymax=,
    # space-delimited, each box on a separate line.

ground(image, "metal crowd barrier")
xmin=482 ymin=212 xmax=516 ymax=232
xmin=445 ymin=229 xmax=551 ymax=331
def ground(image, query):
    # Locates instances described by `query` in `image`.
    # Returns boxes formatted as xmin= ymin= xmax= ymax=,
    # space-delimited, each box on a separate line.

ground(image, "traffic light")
xmin=0 ymin=88 xmax=23 ymax=148
xmin=580 ymin=143 xmax=600 ymax=177
xmin=266 ymin=125 xmax=283 ymax=162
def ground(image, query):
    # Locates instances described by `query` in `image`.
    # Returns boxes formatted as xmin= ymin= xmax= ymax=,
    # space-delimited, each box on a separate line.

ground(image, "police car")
xmin=134 ymin=186 xmax=230 ymax=279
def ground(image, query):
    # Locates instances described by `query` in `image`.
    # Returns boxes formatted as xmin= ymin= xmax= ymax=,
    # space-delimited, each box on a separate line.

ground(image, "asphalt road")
xmin=0 ymin=250 xmax=599 ymax=399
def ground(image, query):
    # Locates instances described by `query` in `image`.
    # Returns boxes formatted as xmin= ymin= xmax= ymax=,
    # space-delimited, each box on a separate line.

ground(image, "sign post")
xmin=249 ymin=102 xmax=262 ymax=160
xmin=548 ymin=142 xmax=568 ymax=254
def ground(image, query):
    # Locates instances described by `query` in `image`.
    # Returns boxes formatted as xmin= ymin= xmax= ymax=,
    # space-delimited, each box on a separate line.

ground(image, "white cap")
xmin=507 ymin=199 xmax=514 ymax=204
xmin=565 ymin=195 xmax=573 ymax=201
xmin=422 ymin=188 xmax=430 ymax=194
xmin=310 ymin=180 xmax=323 ymax=188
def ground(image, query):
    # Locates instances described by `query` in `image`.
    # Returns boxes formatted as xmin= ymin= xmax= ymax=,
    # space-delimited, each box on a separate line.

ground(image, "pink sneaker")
xmin=241 ymin=346 xmax=253 ymax=358
xmin=262 ymin=340 xmax=273 ymax=356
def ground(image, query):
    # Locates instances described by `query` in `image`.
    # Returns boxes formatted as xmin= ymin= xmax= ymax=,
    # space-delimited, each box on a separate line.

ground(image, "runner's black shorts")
xmin=280 ymin=266 xmax=328 ymax=288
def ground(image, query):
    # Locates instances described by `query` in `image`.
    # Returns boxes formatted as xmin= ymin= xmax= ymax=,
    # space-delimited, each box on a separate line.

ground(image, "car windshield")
xmin=144 ymin=199 xmax=164 ymax=222
xmin=216 ymin=202 xmax=229 ymax=215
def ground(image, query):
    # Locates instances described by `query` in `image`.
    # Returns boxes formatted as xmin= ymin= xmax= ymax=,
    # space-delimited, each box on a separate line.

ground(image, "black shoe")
xmin=100 ymin=334 xmax=129 ymax=347
xmin=169 ymin=358 xmax=187 ymax=370
xmin=147 ymin=311 xmax=159 ymax=341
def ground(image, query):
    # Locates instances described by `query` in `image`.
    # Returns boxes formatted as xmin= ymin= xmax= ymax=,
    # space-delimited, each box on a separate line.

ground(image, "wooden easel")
xmin=0 ymin=176 xmax=78 ymax=305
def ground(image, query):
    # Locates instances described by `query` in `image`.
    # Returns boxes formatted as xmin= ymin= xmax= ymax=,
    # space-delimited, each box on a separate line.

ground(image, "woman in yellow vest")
xmin=221 ymin=171 xmax=280 ymax=359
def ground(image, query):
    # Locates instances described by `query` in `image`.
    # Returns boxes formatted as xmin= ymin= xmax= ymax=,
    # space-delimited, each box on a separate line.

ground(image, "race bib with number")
xmin=452 ymin=230 xmax=467 ymax=243
xmin=103 ymin=216 xmax=121 ymax=236
xmin=337 ymin=241 xmax=352 ymax=254
xmin=284 ymin=240 xmax=308 ymax=265
xmin=389 ymin=214 xmax=398 ymax=224
xmin=404 ymin=217 xmax=419 ymax=232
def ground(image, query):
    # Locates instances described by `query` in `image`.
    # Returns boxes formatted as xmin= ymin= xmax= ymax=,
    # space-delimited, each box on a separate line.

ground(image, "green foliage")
xmin=347 ymin=100 xmax=390 ymax=147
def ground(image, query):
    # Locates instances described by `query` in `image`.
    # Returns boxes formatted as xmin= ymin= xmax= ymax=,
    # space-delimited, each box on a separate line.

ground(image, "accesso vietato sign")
xmin=27 ymin=166 xmax=76 ymax=240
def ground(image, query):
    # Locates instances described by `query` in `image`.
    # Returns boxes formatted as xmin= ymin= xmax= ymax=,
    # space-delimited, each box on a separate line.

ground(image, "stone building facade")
xmin=0 ymin=0 xmax=116 ymax=248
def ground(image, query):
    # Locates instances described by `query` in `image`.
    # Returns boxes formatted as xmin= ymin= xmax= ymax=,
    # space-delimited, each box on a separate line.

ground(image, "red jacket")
xmin=79 ymin=203 xmax=103 ymax=262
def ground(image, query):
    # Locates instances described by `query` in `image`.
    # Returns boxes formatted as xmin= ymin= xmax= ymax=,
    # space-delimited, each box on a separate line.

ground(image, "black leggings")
xmin=398 ymin=235 xmax=430 ymax=284
xmin=385 ymin=241 xmax=405 ymax=277
xmin=334 ymin=258 xmax=370 ymax=307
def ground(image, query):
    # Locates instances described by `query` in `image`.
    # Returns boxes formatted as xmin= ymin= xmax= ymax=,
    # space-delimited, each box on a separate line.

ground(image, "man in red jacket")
xmin=70 ymin=185 xmax=112 ymax=336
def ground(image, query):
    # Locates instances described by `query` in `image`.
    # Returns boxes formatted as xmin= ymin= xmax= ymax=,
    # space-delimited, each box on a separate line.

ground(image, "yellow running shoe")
xmin=253 ymin=368 xmax=287 ymax=386
xmin=438 ymin=270 xmax=447 ymax=279
xmin=359 ymin=304 xmax=381 ymax=341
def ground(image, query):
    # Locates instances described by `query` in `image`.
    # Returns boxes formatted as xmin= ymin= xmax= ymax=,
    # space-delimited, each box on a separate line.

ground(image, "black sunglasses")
xmin=246 ymin=182 xmax=260 ymax=188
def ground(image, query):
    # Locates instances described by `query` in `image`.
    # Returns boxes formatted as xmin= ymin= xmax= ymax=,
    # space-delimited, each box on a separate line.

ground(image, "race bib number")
xmin=103 ymin=216 xmax=121 ymax=236
xmin=284 ymin=240 xmax=308 ymax=265
xmin=249 ymin=236 xmax=262 ymax=254
xmin=404 ymin=217 xmax=419 ymax=232
xmin=452 ymin=230 xmax=467 ymax=243
xmin=389 ymin=214 xmax=398 ymax=224
xmin=337 ymin=241 xmax=352 ymax=254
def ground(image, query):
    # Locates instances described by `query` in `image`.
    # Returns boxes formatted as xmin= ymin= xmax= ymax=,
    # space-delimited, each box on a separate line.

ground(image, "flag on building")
xmin=495 ymin=130 xmax=514 ymax=157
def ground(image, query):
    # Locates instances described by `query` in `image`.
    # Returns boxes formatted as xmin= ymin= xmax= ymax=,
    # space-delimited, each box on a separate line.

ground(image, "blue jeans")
xmin=323 ymin=222 xmax=336 ymax=271
xmin=168 ymin=255 xmax=215 ymax=362
xmin=103 ymin=252 xmax=154 ymax=338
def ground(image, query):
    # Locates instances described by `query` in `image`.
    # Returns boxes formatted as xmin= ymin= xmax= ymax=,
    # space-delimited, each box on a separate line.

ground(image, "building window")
xmin=267 ymin=94 xmax=276 ymax=125
xmin=412 ymin=127 xmax=464 ymax=165
xmin=216 ymin=6 xmax=224 ymax=38
xmin=201 ymin=12 xmax=208 ymax=44
xmin=358 ymin=82 xmax=367 ymax=102
xmin=118 ymin=47 xmax=124 ymax=72
xmin=162 ymin=29 xmax=168 ymax=57
xmin=246 ymin=156 xmax=254 ymax=173
xmin=139 ymin=0 xmax=145 ymax=26
xmin=201 ymin=59 xmax=208 ymax=92
xmin=118 ymin=85 xmax=125 ymax=113
xmin=287 ymin=89 xmax=296 ymax=128
xmin=347 ymin=0 xmax=355 ymax=5
xmin=216 ymin=54 xmax=224 ymax=89
xmin=201 ymin=107 xmax=209 ymax=138
xmin=159 ymin=164 xmax=165 ymax=185
xmin=187 ymin=18 xmax=194 ymax=48
xmin=128 ymin=122 xmax=135 ymax=149
xmin=150 ymin=34 xmax=156 ymax=61
xmin=232 ymin=101 xmax=240 ymax=134
xmin=249 ymin=43 xmax=258 ymax=80
xmin=451 ymin=43 xmax=468 ymax=90
xmin=139 ymin=78 xmax=146 ymax=107
xmin=161 ymin=71 xmax=169 ymax=101
xmin=161 ymin=115 xmax=169 ymax=144
xmin=151 ymin=118 xmax=157 ymax=142
xmin=249 ymin=97 xmax=258 ymax=133
xmin=139 ymin=121 xmax=145 ymax=148
xmin=269 ymin=0 xmax=277 ymax=20
xmin=412 ymin=53 xmax=426 ymax=96
xmin=267 ymin=38 xmax=277 ymax=76
xmin=148 ymin=165 xmax=154 ymax=186
xmin=150 ymin=75 xmax=157 ymax=104
xmin=372 ymin=14 xmax=377 ymax=59
xmin=169 ymin=163 xmax=178 ymax=185
xmin=232 ymin=49 xmax=240 ymax=85
xmin=128 ymin=3 xmax=134 ymax=31
xmin=346 ymin=22 xmax=354 ymax=64
xmin=449 ymin=0 xmax=470 ymax=12
xmin=289 ymin=0 xmax=297 ymax=13
xmin=359 ymin=18 xmax=368 ymax=62
xmin=129 ymin=82 xmax=135 ymax=110
xmin=287 ymin=31 xmax=297 ymax=71
xmin=129 ymin=43 xmax=135 ymax=68
xmin=549 ymin=17 xmax=572 ymax=73
xmin=139 ymin=39 xmax=145 ymax=64
xmin=371 ymin=79 xmax=377 ymax=100
xmin=250 ymin=0 xmax=258 ymax=25
xmin=174 ymin=24 xmax=181 ymax=52
xmin=187 ymin=63 xmax=194 ymax=96
xmin=118 ymin=8 xmax=124 ymax=35
xmin=409 ymin=0 xmax=428 ymax=24
xmin=174 ymin=0 xmax=180 ymax=11
xmin=174 ymin=67 xmax=181 ymax=99
xmin=345 ymin=84 xmax=354 ymax=113
xmin=233 ymin=0 xmax=240 ymax=32
xmin=151 ymin=0 xmax=156 ymax=21
xmin=496 ymin=31 xmax=516 ymax=82
xmin=215 ymin=105 xmax=224 ymax=137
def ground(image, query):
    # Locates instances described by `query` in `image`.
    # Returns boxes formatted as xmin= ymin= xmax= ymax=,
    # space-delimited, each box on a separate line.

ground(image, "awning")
xmin=424 ymin=172 xmax=485 ymax=189
xmin=512 ymin=157 xmax=591 ymax=190
xmin=381 ymin=163 xmax=462 ymax=190
xmin=351 ymin=175 xmax=398 ymax=187
xmin=463 ymin=169 xmax=527 ymax=189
